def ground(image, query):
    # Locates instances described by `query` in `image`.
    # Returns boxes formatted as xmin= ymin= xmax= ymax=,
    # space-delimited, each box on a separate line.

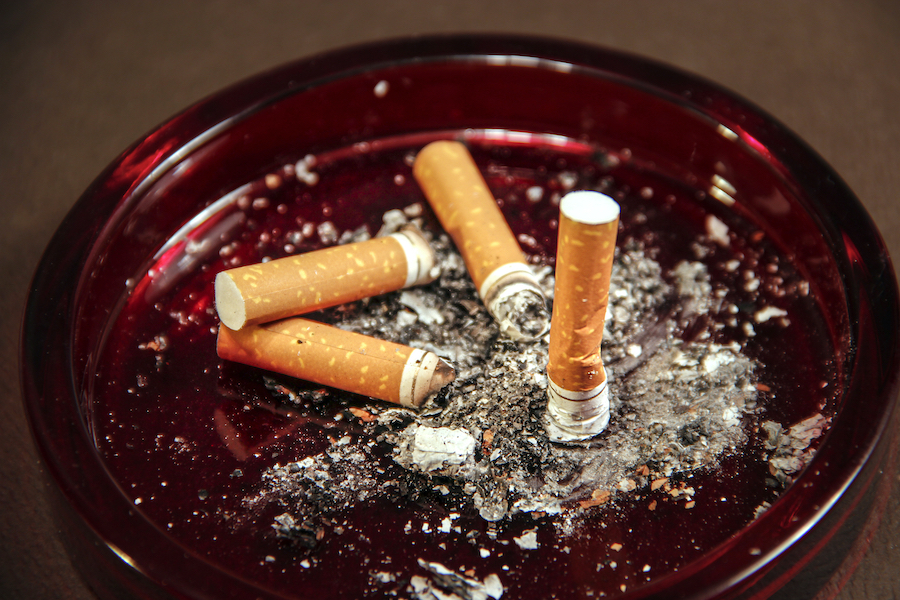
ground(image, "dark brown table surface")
xmin=2 ymin=2 xmax=899 ymax=598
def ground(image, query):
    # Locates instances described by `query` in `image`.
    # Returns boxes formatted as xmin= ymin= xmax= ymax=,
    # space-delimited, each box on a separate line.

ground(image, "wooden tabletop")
xmin=2 ymin=1 xmax=899 ymax=598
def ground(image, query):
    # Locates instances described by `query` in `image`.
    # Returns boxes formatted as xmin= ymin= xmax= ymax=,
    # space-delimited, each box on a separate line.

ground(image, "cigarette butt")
xmin=546 ymin=191 xmax=620 ymax=441
xmin=413 ymin=140 xmax=548 ymax=341
xmin=215 ymin=226 xmax=437 ymax=330
xmin=217 ymin=318 xmax=455 ymax=408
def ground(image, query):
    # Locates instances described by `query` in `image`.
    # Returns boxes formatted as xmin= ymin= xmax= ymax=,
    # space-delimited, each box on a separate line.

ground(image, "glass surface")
xmin=21 ymin=34 xmax=900 ymax=600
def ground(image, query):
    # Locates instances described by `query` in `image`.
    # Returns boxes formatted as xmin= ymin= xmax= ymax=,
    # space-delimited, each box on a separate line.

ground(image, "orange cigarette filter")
xmin=217 ymin=318 xmax=455 ymax=408
xmin=413 ymin=140 xmax=548 ymax=341
xmin=546 ymin=191 xmax=620 ymax=442
xmin=215 ymin=226 xmax=436 ymax=330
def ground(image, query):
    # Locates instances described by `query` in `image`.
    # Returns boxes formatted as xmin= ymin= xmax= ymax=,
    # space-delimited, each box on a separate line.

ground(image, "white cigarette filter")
xmin=413 ymin=140 xmax=549 ymax=341
xmin=545 ymin=191 xmax=620 ymax=442
xmin=215 ymin=226 xmax=437 ymax=330
xmin=217 ymin=318 xmax=456 ymax=408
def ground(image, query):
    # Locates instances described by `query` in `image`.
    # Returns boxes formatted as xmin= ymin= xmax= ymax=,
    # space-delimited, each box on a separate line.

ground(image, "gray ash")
xmin=247 ymin=206 xmax=786 ymax=536
xmin=760 ymin=414 xmax=830 ymax=489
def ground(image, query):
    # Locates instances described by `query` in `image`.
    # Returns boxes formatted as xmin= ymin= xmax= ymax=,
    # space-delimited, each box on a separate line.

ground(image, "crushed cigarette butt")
xmin=413 ymin=140 xmax=548 ymax=341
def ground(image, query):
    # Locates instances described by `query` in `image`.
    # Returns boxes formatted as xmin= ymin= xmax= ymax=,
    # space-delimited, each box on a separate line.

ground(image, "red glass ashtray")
xmin=21 ymin=35 xmax=900 ymax=600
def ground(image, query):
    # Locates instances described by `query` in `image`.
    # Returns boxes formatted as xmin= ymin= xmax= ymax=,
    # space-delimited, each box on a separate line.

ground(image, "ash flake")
xmin=706 ymin=215 xmax=730 ymax=246
xmin=408 ymin=425 xmax=476 ymax=471
xmin=722 ymin=407 xmax=740 ymax=427
xmin=399 ymin=290 xmax=446 ymax=325
xmin=372 ymin=571 xmax=397 ymax=583
xmin=411 ymin=560 xmax=504 ymax=600
xmin=754 ymin=306 xmax=788 ymax=323
xmin=513 ymin=529 xmax=539 ymax=550
xmin=317 ymin=221 xmax=338 ymax=245
xmin=701 ymin=347 xmax=736 ymax=373
xmin=396 ymin=309 xmax=418 ymax=327
xmin=525 ymin=186 xmax=544 ymax=203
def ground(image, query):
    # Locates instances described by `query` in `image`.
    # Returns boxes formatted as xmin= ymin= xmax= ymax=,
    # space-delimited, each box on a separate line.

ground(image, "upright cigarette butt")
xmin=217 ymin=318 xmax=455 ymax=408
xmin=546 ymin=191 xmax=620 ymax=442
xmin=413 ymin=140 xmax=548 ymax=341
xmin=215 ymin=227 xmax=437 ymax=330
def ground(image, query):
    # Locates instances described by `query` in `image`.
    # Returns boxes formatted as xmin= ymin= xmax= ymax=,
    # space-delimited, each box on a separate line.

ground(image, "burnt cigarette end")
xmin=402 ymin=349 xmax=456 ymax=408
xmin=429 ymin=359 xmax=457 ymax=400
xmin=545 ymin=191 xmax=620 ymax=442
xmin=482 ymin=265 xmax=550 ymax=342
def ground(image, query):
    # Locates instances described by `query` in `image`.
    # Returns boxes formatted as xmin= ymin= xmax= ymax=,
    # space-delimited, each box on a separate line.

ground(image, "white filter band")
xmin=478 ymin=262 xmax=538 ymax=302
xmin=545 ymin=378 xmax=610 ymax=442
xmin=391 ymin=230 xmax=436 ymax=288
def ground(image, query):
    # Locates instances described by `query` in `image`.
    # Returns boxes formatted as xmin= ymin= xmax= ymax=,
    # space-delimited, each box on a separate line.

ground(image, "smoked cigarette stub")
xmin=546 ymin=191 xmax=620 ymax=442
xmin=215 ymin=226 xmax=437 ymax=330
xmin=217 ymin=318 xmax=455 ymax=408
xmin=413 ymin=140 xmax=549 ymax=341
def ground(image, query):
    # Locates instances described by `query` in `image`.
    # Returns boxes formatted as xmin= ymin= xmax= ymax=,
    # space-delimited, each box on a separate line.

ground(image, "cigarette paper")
xmin=215 ymin=226 xmax=437 ymax=330
xmin=545 ymin=191 xmax=620 ymax=442
xmin=217 ymin=318 xmax=455 ymax=408
xmin=413 ymin=140 xmax=549 ymax=341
